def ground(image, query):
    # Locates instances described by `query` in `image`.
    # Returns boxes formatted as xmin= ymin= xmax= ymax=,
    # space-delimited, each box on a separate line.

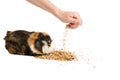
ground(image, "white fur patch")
xmin=42 ymin=41 xmax=52 ymax=54
xmin=30 ymin=45 xmax=42 ymax=54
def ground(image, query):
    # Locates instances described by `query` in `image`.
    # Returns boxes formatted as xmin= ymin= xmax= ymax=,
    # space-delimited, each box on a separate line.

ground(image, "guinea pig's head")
xmin=35 ymin=32 xmax=52 ymax=54
xmin=39 ymin=32 xmax=52 ymax=47
xmin=28 ymin=32 xmax=52 ymax=54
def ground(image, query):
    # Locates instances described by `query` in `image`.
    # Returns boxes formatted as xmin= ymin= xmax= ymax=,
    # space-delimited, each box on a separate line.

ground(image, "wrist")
xmin=51 ymin=8 xmax=63 ymax=19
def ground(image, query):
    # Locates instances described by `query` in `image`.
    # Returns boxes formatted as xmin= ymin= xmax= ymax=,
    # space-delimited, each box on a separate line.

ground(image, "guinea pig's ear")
xmin=35 ymin=39 xmax=40 ymax=47
xmin=34 ymin=39 xmax=43 ymax=53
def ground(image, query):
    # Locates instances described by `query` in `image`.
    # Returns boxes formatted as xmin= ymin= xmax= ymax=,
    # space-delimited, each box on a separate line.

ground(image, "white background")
xmin=0 ymin=0 xmax=120 ymax=80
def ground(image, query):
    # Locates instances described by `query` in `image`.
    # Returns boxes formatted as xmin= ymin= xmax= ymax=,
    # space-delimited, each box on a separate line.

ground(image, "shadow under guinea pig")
xmin=4 ymin=30 xmax=52 ymax=56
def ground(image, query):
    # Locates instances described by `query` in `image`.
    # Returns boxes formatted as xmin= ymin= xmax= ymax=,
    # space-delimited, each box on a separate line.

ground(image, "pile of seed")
xmin=34 ymin=50 xmax=77 ymax=61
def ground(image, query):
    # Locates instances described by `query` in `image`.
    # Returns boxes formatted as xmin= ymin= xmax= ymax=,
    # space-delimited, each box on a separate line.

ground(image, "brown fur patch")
xmin=27 ymin=32 xmax=42 ymax=54
xmin=27 ymin=32 xmax=39 ymax=46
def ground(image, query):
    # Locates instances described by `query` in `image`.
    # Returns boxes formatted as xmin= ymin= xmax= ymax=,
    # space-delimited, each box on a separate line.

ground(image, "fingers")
xmin=66 ymin=22 xmax=79 ymax=29
xmin=66 ymin=13 xmax=82 ymax=29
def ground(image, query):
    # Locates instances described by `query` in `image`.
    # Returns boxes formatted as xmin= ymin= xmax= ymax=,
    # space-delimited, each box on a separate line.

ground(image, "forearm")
xmin=26 ymin=0 xmax=61 ymax=17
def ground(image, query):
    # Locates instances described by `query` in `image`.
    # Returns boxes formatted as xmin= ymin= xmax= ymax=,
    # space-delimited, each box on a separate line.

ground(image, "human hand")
xmin=56 ymin=10 xmax=82 ymax=29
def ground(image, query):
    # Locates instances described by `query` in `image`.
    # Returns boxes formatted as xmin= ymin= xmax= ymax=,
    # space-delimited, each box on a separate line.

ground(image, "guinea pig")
xmin=4 ymin=30 xmax=52 ymax=56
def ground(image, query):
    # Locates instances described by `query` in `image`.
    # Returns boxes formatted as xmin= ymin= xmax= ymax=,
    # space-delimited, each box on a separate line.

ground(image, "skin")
xmin=26 ymin=0 xmax=82 ymax=29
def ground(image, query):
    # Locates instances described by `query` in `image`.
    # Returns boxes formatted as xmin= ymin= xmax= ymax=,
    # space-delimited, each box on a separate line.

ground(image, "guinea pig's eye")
xmin=39 ymin=34 xmax=44 ymax=39
xmin=49 ymin=39 xmax=52 ymax=43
